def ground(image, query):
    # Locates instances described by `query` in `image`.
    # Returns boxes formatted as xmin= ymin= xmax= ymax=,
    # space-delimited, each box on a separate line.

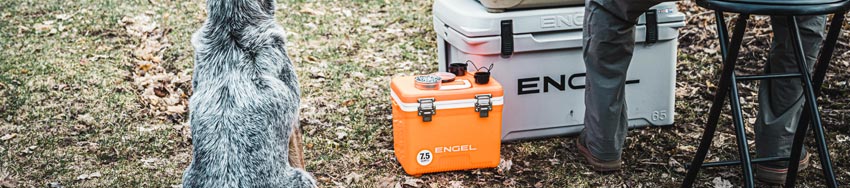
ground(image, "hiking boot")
xmin=754 ymin=153 xmax=811 ymax=185
xmin=575 ymin=137 xmax=622 ymax=172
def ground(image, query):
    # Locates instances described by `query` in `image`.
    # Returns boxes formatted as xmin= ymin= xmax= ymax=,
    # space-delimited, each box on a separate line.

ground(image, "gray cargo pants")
xmin=580 ymin=0 xmax=826 ymax=167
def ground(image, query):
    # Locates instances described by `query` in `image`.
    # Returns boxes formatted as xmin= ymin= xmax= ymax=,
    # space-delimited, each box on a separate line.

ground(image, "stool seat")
xmin=697 ymin=0 xmax=850 ymax=15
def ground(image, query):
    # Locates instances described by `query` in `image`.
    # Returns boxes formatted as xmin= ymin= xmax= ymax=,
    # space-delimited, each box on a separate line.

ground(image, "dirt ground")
xmin=1 ymin=0 xmax=849 ymax=187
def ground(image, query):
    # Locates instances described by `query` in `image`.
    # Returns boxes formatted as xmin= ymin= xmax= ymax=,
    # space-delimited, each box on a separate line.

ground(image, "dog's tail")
xmin=205 ymin=0 xmax=276 ymax=29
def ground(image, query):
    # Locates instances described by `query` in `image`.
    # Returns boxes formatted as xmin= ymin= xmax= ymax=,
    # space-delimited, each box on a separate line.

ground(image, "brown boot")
xmin=575 ymin=137 xmax=622 ymax=172
xmin=754 ymin=153 xmax=811 ymax=185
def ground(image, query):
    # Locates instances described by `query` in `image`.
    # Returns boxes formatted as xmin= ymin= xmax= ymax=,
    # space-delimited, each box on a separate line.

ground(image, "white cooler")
xmin=433 ymin=0 xmax=686 ymax=142
xmin=477 ymin=0 xmax=584 ymax=13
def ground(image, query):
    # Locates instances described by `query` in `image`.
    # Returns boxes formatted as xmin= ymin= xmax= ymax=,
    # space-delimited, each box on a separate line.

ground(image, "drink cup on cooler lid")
xmin=469 ymin=61 xmax=495 ymax=85
xmin=449 ymin=63 xmax=468 ymax=76
xmin=474 ymin=72 xmax=491 ymax=84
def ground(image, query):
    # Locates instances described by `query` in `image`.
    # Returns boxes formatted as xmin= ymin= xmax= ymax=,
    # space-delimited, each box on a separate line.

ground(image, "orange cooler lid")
xmin=391 ymin=74 xmax=504 ymax=112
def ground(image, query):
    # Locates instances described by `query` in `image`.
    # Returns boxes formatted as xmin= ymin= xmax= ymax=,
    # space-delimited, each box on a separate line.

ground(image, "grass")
xmin=1 ymin=0 xmax=849 ymax=187
xmin=1 ymin=0 xmax=200 ymax=186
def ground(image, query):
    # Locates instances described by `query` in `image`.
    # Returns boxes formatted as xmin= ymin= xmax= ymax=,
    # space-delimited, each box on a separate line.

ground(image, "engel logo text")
xmin=540 ymin=13 xmax=584 ymax=29
xmin=518 ymin=73 xmax=640 ymax=95
xmin=435 ymin=144 xmax=477 ymax=154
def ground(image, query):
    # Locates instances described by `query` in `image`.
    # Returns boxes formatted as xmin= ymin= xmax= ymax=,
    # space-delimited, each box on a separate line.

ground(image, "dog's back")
xmin=182 ymin=0 xmax=316 ymax=187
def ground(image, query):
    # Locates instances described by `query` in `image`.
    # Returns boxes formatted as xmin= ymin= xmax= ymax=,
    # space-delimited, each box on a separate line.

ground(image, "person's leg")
xmin=580 ymin=0 xmax=665 ymax=163
xmin=753 ymin=15 xmax=826 ymax=183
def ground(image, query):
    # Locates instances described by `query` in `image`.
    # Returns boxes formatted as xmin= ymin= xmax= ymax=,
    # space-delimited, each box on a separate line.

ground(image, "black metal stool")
xmin=680 ymin=0 xmax=850 ymax=187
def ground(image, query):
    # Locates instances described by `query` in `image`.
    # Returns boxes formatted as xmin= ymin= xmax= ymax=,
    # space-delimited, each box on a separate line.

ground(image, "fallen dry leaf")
xmin=0 ymin=134 xmax=15 ymax=141
xmin=343 ymin=172 xmax=364 ymax=185
xmin=55 ymin=13 xmax=72 ymax=20
xmin=402 ymin=177 xmax=423 ymax=188
xmin=32 ymin=21 xmax=53 ymax=33
xmin=77 ymin=114 xmax=96 ymax=126
xmin=166 ymin=105 xmax=186 ymax=114
xmin=376 ymin=176 xmax=396 ymax=188
xmin=837 ymin=134 xmax=849 ymax=143
xmin=497 ymin=158 xmax=512 ymax=174
xmin=75 ymin=172 xmax=101 ymax=181
xmin=0 ymin=180 xmax=16 ymax=188
xmin=449 ymin=181 xmax=464 ymax=188
xmin=711 ymin=177 xmax=733 ymax=188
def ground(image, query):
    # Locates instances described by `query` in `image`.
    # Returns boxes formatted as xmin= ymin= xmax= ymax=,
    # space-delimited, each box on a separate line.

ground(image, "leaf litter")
xmin=120 ymin=13 xmax=192 ymax=123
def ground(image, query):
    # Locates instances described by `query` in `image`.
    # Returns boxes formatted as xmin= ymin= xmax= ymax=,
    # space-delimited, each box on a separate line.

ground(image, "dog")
xmin=181 ymin=0 xmax=317 ymax=187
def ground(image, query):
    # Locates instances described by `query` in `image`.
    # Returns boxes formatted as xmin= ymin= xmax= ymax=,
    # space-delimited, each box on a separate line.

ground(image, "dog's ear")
xmin=261 ymin=0 xmax=276 ymax=15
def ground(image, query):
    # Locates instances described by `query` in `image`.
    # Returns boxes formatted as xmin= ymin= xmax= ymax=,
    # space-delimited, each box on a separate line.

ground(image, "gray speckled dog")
xmin=182 ymin=0 xmax=317 ymax=187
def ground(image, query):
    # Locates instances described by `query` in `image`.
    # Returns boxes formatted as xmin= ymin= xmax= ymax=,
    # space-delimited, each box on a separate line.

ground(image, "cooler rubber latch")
xmin=644 ymin=9 xmax=658 ymax=46
xmin=474 ymin=94 xmax=492 ymax=118
xmin=418 ymin=98 xmax=436 ymax=122
xmin=500 ymin=20 xmax=514 ymax=59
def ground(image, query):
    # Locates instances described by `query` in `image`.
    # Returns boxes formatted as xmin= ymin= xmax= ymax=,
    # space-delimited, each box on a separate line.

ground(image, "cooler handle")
xmin=439 ymin=79 xmax=472 ymax=90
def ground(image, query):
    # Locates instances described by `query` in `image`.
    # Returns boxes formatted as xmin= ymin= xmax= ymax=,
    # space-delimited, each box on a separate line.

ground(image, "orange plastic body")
xmin=391 ymin=74 xmax=503 ymax=176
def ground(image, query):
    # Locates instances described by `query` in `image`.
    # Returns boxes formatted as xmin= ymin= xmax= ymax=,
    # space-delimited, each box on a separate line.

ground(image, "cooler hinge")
xmin=500 ymin=20 xmax=514 ymax=59
xmin=644 ymin=9 xmax=658 ymax=46
xmin=474 ymin=94 xmax=493 ymax=118
xmin=417 ymin=98 xmax=436 ymax=122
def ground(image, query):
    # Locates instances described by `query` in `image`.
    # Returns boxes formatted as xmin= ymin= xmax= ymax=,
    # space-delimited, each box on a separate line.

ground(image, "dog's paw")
xmin=289 ymin=168 xmax=317 ymax=188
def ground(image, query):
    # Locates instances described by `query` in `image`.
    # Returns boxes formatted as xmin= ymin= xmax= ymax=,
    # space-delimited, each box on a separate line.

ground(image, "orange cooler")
xmin=391 ymin=74 xmax=503 ymax=176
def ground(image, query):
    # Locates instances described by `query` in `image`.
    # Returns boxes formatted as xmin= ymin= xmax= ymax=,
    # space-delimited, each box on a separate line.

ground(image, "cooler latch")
xmin=644 ymin=9 xmax=658 ymax=46
xmin=474 ymin=94 xmax=492 ymax=118
xmin=500 ymin=20 xmax=514 ymax=59
xmin=418 ymin=98 xmax=436 ymax=122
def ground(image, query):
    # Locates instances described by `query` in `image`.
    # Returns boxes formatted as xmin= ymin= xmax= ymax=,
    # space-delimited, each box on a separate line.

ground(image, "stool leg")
xmin=808 ymin=12 xmax=845 ymax=187
xmin=729 ymin=74 xmax=756 ymax=188
xmin=783 ymin=14 xmax=844 ymax=188
xmin=725 ymin=15 xmax=755 ymax=188
xmin=681 ymin=11 xmax=731 ymax=187
xmin=681 ymin=12 xmax=752 ymax=188
xmin=812 ymin=13 xmax=846 ymax=95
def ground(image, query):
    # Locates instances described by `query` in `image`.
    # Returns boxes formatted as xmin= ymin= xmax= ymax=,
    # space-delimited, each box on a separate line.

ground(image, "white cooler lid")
xmin=433 ymin=0 xmax=686 ymax=37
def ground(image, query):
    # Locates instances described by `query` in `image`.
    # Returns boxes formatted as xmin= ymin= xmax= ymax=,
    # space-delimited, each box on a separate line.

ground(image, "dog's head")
xmin=206 ymin=0 xmax=277 ymax=23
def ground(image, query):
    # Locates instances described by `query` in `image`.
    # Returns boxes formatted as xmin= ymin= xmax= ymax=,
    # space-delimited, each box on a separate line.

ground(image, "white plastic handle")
xmin=439 ymin=79 xmax=472 ymax=90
